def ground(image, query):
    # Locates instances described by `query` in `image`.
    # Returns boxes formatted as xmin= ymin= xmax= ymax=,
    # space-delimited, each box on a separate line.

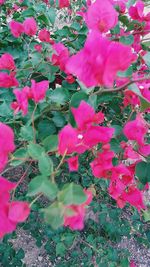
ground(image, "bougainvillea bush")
xmin=0 ymin=0 xmax=150 ymax=265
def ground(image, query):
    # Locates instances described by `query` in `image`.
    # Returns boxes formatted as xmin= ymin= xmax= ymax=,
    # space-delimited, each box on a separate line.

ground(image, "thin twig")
xmin=11 ymin=163 xmax=32 ymax=200
xmin=92 ymin=76 xmax=150 ymax=96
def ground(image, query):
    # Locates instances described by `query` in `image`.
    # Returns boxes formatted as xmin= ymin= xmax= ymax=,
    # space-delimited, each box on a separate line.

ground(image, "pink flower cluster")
xmin=0 ymin=53 xmax=18 ymax=88
xmin=9 ymin=17 xmax=37 ymax=38
xmin=58 ymin=100 xmax=114 ymax=157
xmin=85 ymin=0 xmax=118 ymax=33
xmin=11 ymin=79 xmax=49 ymax=115
xmin=58 ymin=102 xmax=148 ymax=215
xmin=0 ymin=177 xmax=30 ymax=238
xmin=59 ymin=0 xmax=70 ymax=9
xmin=0 ymin=123 xmax=15 ymax=172
xmin=66 ymin=31 xmax=134 ymax=87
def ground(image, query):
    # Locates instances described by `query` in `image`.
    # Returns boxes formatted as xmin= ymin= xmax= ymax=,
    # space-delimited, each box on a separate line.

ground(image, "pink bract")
xmin=66 ymin=31 xmax=133 ymax=87
xmin=85 ymin=0 xmax=118 ymax=33
xmin=123 ymin=114 xmax=148 ymax=145
xmin=0 ymin=72 xmax=19 ymax=88
xmin=9 ymin=20 xmax=24 ymax=38
xmin=59 ymin=0 xmax=70 ymax=8
xmin=30 ymin=80 xmax=49 ymax=103
xmin=23 ymin=17 xmax=37 ymax=36
xmin=38 ymin=28 xmax=52 ymax=43
xmin=52 ymin=43 xmax=69 ymax=72
xmin=12 ymin=86 xmax=30 ymax=115
xmin=0 ymin=53 xmax=16 ymax=71
xmin=67 ymin=156 xmax=79 ymax=172
xmin=71 ymin=101 xmax=104 ymax=130
xmin=8 ymin=201 xmax=30 ymax=223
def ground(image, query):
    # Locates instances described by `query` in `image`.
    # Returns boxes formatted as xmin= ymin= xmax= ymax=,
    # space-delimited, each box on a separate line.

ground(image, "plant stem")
xmin=32 ymin=104 xmax=38 ymax=143
xmin=92 ymin=75 xmax=150 ymax=96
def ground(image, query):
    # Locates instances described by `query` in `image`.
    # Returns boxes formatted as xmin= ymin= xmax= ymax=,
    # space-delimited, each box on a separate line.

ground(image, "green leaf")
xmin=0 ymin=102 xmax=12 ymax=117
xmin=50 ymin=87 xmax=69 ymax=105
xmin=128 ymin=84 xmax=150 ymax=112
xmin=22 ymin=7 xmax=35 ymax=17
xmin=118 ymin=66 xmax=133 ymax=78
xmin=58 ymin=183 xmax=87 ymax=205
xmin=28 ymin=175 xmax=58 ymax=199
xmin=38 ymin=119 xmax=56 ymax=139
xmin=16 ymin=248 xmax=25 ymax=260
xmin=28 ymin=143 xmax=45 ymax=160
xmin=38 ymin=14 xmax=50 ymax=26
xmin=56 ymin=243 xmax=66 ymax=256
xmin=135 ymin=161 xmax=150 ymax=185
xmin=143 ymin=210 xmax=150 ymax=222
xmin=143 ymin=52 xmax=150 ymax=67
xmin=11 ymin=148 xmax=29 ymax=167
xmin=70 ymin=92 xmax=88 ymax=108
xmin=120 ymin=35 xmax=134 ymax=45
xmin=38 ymin=153 xmax=53 ymax=176
xmin=47 ymin=7 xmax=56 ymax=25
xmin=112 ymin=125 xmax=122 ymax=137
xmin=43 ymin=135 xmax=58 ymax=152
xmin=52 ymin=111 xmax=66 ymax=128
xmin=110 ymin=138 xmax=122 ymax=153
xmin=44 ymin=202 xmax=64 ymax=229
xmin=20 ymin=126 xmax=34 ymax=141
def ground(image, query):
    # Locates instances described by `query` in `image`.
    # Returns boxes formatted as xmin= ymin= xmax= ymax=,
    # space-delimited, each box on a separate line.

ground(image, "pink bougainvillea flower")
xmin=34 ymin=44 xmax=42 ymax=52
xmin=84 ymin=126 xmax=114 ymax=146
xmin=58 ymin=101 xmax=114 ymax=155
xmin=9 ymin=20 xmax=24 ymax=38
xmin=124 ymin=145 xmax=142 ymax=161
xmin=123 ymin=114 xmax=148 ymax=145
xmin=52 ymin=43 xmax=69 ymax=72
xmin=58 ymin=124 xmax=79 ymax=155
xmin=71 ymin=101 xmax=104 ymax=130
xmin=114 ymin=0 xmax=127 ymax=14
xmin=64 ymin=189 xmax=92 ymax=230
xmin=0 ymin=53 xmax=16 ymax=71
xmin=67 ymin=156 xmax=79 ymax=172
xmin=122 ymin=185 xmax=145 ymax=211
xmin=0 ymin=0 xmax=5 ymax=5
xmin=129 ymin=0 xmax=145 ymax=22
xmin=66 ymin=31 xmax=133 ymax=87
xmin=58 ymin=125 xmax=114 ymax=155
xmin=123 ymin=89 xmax=140 ymax=108
xmin=0 ymin=176 xmax=16 ymax=192
xmin=91 ymin=150 xmax=115 ymax=178
xmin=23 ymin=17 xmax=37 ymax=36
xmin=0 ymin=123 xmax=15 ymax=154
xmin=8 ymin=201 xmax=30 ymax=223
xmin=0 ymin=72 xmax=18 ymax=88
xmin=109 ymin=177 xmax=126 ymax=202
xmin=30 ymin=79 xmax=49 ymax=103
xmin=0 ymin=123 xmax=15 ymax=172
xmin=85 ymin=0 xmax=118 ymax=33
xmin=38 ymin=28 xmax=53 ymax=43
xmin=130 ymin=260 xmax=137 ymax=267
xmin=59 ymin=0 xmax=70 ymax=9
xmin=0 ymin=204 xmax=17 ymax=238
xmin=112 ymin=164 xmax=134 ymax=185
xmin=108 ymin=163 xmax=145 ymax=211
xmin=139 ymin=144 xmax=150 ymax=156
xmin=64 ymin=204 xmax=85 ymax=230
xmin=0 ymin=201 xmax=30 ymax=238
xmin=0 ymin=176 xmax=30 ymax=238
xmin=11 ymin=86 xmax=30 ymax=115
